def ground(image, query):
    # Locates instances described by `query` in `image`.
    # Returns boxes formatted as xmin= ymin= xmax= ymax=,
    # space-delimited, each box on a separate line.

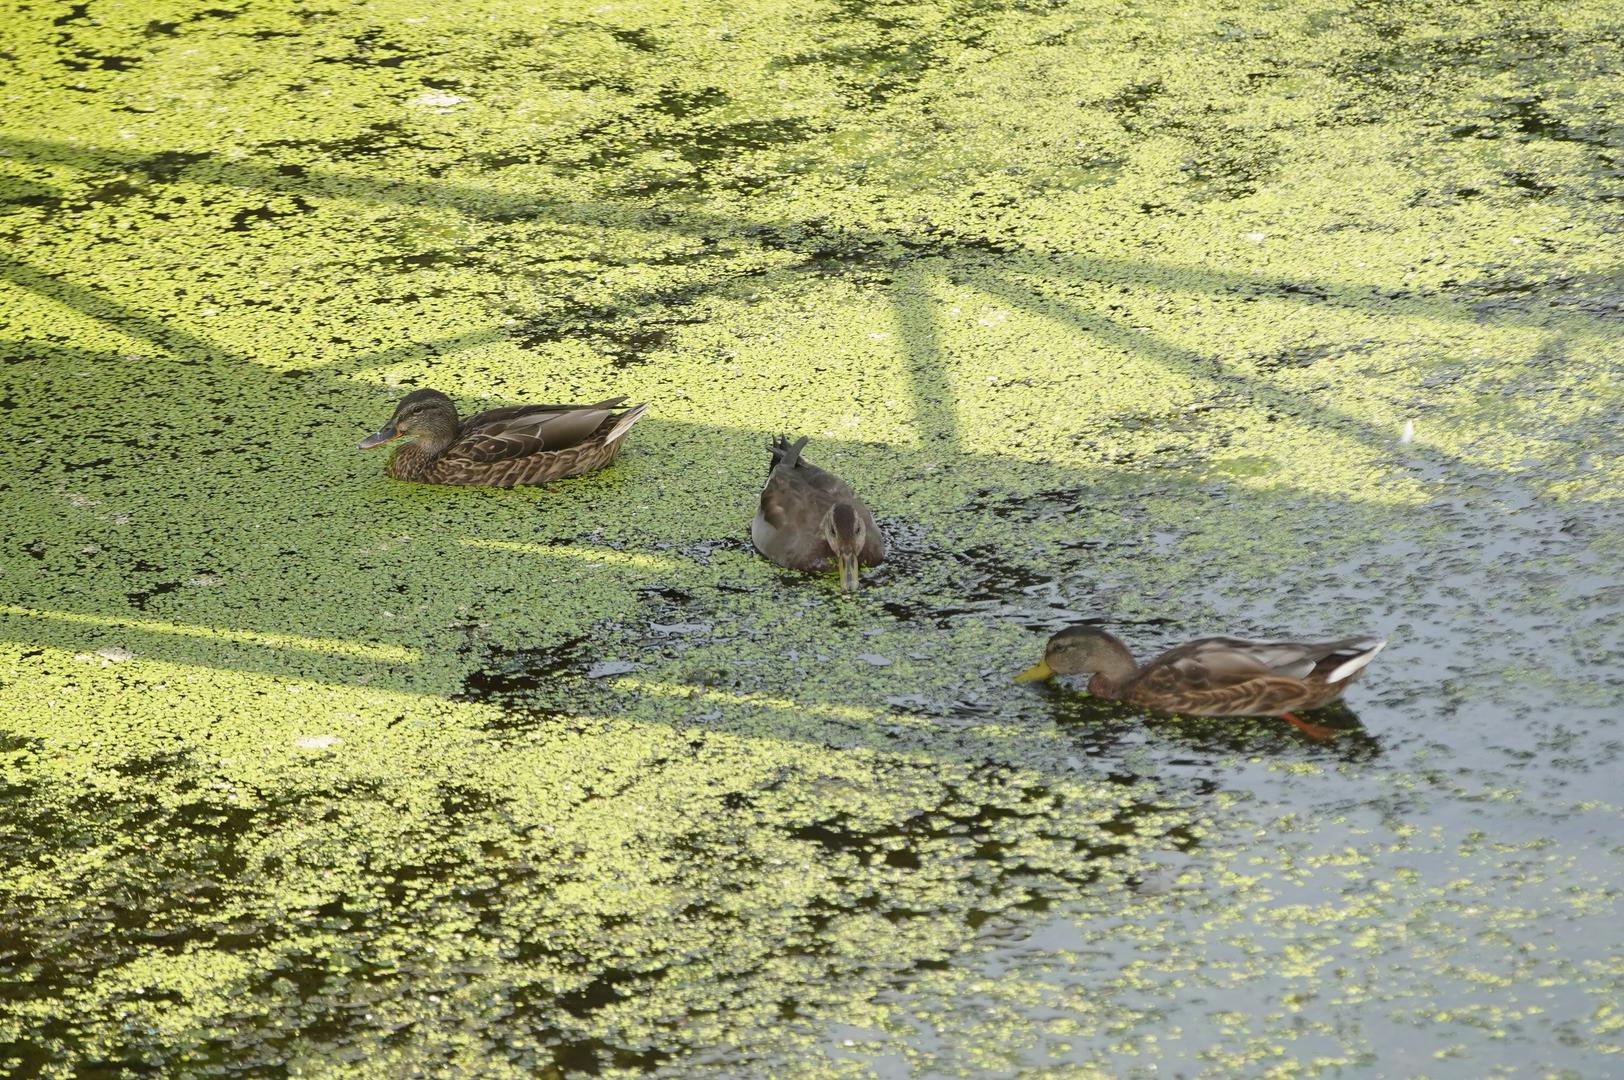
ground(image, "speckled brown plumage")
xmin=751 ymin=435 xmax=885 ymax=591
xmin=1017 ymin=626 xmax=1385 ymax=732
xmin=358 ymin=388 xmax=648 ymax=489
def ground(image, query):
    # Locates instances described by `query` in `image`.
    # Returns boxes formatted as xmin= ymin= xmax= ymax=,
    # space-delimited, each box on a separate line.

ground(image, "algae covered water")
xmin=2 ymin=0 xmax=1621 ymax=1075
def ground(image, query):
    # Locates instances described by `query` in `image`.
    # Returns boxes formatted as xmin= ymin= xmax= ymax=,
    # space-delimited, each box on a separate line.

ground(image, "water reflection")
xmin=1033 ymin=681 xmax=1384 ymax=764
xmin=0 ymin=738 xmax=1204 ymax=1075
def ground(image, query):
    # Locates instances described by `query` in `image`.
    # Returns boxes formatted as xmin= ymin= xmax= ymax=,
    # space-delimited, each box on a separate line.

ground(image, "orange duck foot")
xmin=1280 ymin=712 xmax=1336 ymax=740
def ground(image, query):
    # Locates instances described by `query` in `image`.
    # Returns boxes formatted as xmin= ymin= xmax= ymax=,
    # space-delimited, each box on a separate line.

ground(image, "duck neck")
xmin=386 ymin=430 xmax=454 ymax=480
xmin=1087 ymin=671 xmax=1126 ymax=699
xmin=1085 ymin=634 xmax=1139 ymax=698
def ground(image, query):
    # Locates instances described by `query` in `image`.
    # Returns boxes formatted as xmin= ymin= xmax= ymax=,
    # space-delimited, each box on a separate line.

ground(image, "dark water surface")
xmin=2 ymin=0 xmax=1621 ymax=1076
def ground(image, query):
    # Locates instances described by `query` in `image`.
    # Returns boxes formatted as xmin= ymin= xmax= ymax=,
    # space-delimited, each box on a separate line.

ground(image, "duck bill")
xmin=837 ymin=552 xmax=862 ymax=593
xmin=1013 ymin=658 xmax=1055 ymax=683
xmin=357 ymin=425 xmax=399 ymax=450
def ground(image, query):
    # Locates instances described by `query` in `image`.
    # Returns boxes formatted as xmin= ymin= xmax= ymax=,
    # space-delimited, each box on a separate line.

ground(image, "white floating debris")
xmin=650 ymin=622 xmax=711 ymax=635
xmin=1244 ymin=231 xmax=1266 ymax=243
xmin=857 ymin=653 xmax=893 ymax=667
xmin=96 ymin=646 xmax=134 ymax=663
xmin=408 ymin=92 xmax=468 ymax=108
xmin=587 ymin=660 xmax=638 ymax=678
xmin=294 ymin=735 xmax=343 ymax=750
xmin=1399 ymin=420 xmax=1415 ymax=444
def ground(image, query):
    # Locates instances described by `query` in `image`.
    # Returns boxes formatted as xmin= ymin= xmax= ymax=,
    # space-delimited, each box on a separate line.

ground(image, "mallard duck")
xmin=752 ymin=435 xmax=885 ymax=592
xmin=357 ymin=388 xmax=648 ymax=488
xmin=1015 ymin=626 xmax=1385 ymax=738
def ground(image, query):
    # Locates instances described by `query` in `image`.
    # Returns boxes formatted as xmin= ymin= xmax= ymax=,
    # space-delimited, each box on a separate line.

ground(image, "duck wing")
xmin=450 ymin=398 xmax=630 ymax=463
xmin=1205 ymin=637 xmax=1386 ymax=683
xmin=754 ymin=439 xmax=834 ymax=569
xmin=763 ymin=435 xmax=856 ymax=498
xmin=1138 ymin=638 xmax=1275 ymax=691
xmin=460 ymin=396 xmax=628 ymax=436
xmin=794 ymin=461 xmax=860 ymax=503
xmin=756 ymin=464 xmax=832 ymax=551
xmin=753 ymin=434 xmax=885 ymax=569
xmin=1132 ymin=636 xmax=1386 ymax=715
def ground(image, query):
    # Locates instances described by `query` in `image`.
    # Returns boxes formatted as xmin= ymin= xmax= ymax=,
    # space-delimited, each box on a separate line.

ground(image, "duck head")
xmin=1015 ymin=625 xmax=1138 ymax=685
xmin=821 ymin=502 xmax=867 ymax=593
xmin=358 ymin=389 xmax=458 ymax=451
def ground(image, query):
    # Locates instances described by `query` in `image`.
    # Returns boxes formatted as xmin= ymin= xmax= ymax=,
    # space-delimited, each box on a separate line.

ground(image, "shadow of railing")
xmin=9 ymin=8 xmax=1624 ymax=1078
xmin=4 ymin=122 xmax=1619 ymax=768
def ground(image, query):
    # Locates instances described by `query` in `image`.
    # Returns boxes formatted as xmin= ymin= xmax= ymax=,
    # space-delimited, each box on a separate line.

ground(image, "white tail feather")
xmin=604 ymin=403 xmax=649 ymax=444
xmin=1325 ymin=639 xmax=1386 ymax=683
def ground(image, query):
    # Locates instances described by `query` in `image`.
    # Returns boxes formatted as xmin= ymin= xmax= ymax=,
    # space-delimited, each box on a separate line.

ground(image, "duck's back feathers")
xmin=766 ymin=434 xmax=809 ymax=477
xmin=382 ymin=395 xmax=647 ymax=488
xmin=1127 ymin=635 xmax=1386 ymax=717
xmin=752 ymin=435 xmax=885 ymax=571
xmin=454 ymin=397 xmax=630 ymax=451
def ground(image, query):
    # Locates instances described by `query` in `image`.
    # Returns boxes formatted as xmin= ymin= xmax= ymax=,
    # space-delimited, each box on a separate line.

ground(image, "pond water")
xmin=2 ymin=0 xmax=1620 ymax=1076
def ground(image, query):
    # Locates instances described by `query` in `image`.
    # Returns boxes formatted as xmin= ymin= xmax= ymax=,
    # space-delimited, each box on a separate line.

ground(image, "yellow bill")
xmin=1013 ymin=658 xmax=1054 ymax=683
xmin=837 ymin=551 xmax=861 ymax=593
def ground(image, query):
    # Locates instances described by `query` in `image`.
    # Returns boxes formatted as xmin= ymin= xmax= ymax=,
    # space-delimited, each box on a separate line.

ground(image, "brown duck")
xmin=1015 ymin=626 xmax=1385 ymax=738
xmin=358 ymin=388 xmax=648 ymax=488
xmin=752 ymin=435 xmax=885 ymax=592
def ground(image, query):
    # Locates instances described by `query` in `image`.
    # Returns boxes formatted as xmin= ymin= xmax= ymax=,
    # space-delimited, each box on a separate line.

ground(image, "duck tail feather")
xmin=1321 ymin=637 xmax=1386 ymax=683
xmin=769 ymin=435 xmax=810 ymax=472
xmin=603 ymin=403 xmax=649 ymax=444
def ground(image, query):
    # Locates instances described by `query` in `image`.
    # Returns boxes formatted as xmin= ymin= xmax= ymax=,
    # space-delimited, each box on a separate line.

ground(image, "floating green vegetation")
xmin=2 ymin=0 xmax=1622 ymax=1075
